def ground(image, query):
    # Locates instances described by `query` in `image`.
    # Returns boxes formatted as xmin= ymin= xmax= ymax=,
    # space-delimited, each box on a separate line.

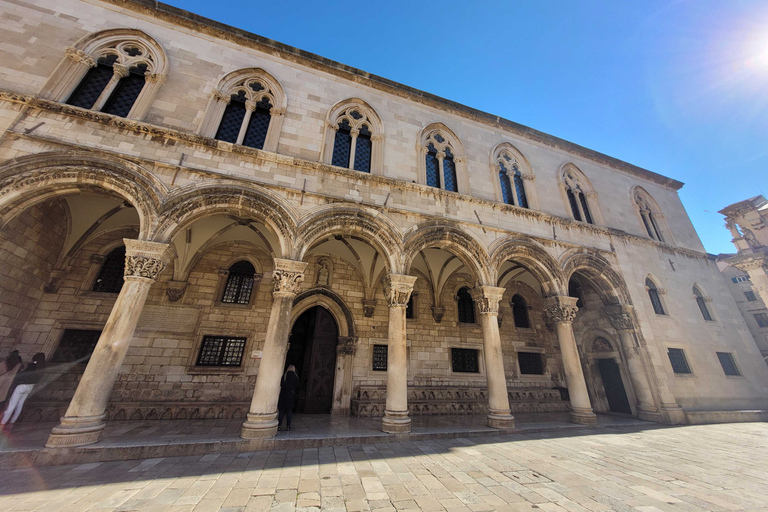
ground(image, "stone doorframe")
xmin=291 ymin=288 xmax=358 ymax=415
xmin=579 ymin=329 xmax=638 ymax=416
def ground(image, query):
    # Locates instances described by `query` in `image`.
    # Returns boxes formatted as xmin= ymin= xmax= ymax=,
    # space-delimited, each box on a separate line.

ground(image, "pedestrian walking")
xmin=2 ymin=352 xmax=46 ymax=430
xmin=277 ymin=364 xmax=299 ymax=431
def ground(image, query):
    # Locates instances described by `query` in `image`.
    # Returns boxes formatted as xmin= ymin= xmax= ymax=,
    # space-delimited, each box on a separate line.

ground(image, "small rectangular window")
xmin=451 ymin=348 xmax=479 ymax=373
xmin=196 ymin=335 xmax=247 ymax=367
xmin=518 ymin=352 xmax=545 ymax=375
xmin=51 ymin=329 xmax=102 ymax=363
xmin=372 ymin=344 xmax=388 ymax=371
xmin=716 ymin=352 xmax=741 ymax=376
xmin=732 ymin=276 xmax=750 ymax=283
xmin=667 ymin=348 xmax=692 ymax=374
xmin=745 ymin=291 xmax=757 ymax=302
xmin=755 ymin=313 xmax=768 ymax=328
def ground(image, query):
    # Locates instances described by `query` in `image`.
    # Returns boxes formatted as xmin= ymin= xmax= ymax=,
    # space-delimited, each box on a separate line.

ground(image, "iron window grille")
xmin=332 ymin=119 xmax=353 ymax=168
xmin=754 ymin=313 xmax=768 ymax=328
xmin=215 ymin=91 xmax=248 ymax=143
xmin=517 ymin=352 xmax=544 ymax=375
xmin=102 ymin=63 xmax=147 ymax=117
xmin=242 ymin=98 xmax=272 ymax=149
xmin=451 ymin=348 xmax=479 ymax=373
xmin=196 ymin=335 xmax=247 ymax=367
xmin=221 ymin=261 xmax=256 ymax=305
xmin=667 ymin=348 xmax=691 ymax=374
xmin=372 ymin=344 xmax=388 ymax=371
xmin=716 ymin=352 xmax=740 ymax=376
xmin=93 ymin=246 xmax=126 ymax=293
xmin=425 ymin=143 xmax=440 ymax=188
xmin=51 ymin=329 xmax=102 ymax=364
xmin=744 ymin=291 xmax=757 ymax=302
xmin=67 ymin=54 xmax=118 ymax=109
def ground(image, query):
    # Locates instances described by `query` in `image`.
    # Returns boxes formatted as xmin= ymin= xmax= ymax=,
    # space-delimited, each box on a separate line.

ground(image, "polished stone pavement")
xmin=0 ymin=421 xmax=766 ymax=511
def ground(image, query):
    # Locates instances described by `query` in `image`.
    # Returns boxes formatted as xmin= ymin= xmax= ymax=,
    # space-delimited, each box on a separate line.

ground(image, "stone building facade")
xmin=0 ymin=0 xmax=767 ymax=447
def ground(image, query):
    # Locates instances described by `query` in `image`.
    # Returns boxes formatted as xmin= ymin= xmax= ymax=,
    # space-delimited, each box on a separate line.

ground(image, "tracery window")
xmin=93 ymin=246 xmax=126 ymax=293
xmin=634 ymin=188 xmax=665 ymax=242
xmin=456 ymin=287 xmax=476 ymax=324
xmin=496 ymin=151 xmax=528 ymax=208
xmin=221 ymin=261 xmax=256 ymax=305
xmin=511 ymin=294 xmax=530 ymax=328
xmin=46 ymin=30 xmax=168 ymax=120
xmin=646 ymin=278 xmax=665 ymax=315
xmin=562 ymin=166 xmax=597 ymax=224
xmin=423 ymin=131 xmax=458 ymax=192
xmin=322 ymin=100 xmax=384 ymax=174
xmin=693 ymin=286 xmax=712 ymax=321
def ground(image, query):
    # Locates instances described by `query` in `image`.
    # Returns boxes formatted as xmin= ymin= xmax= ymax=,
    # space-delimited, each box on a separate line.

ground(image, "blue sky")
xmin=166 ymin=0 xmax=768 ymax=254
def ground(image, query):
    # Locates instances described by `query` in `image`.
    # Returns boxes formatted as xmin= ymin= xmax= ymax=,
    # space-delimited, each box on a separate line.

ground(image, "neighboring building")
xmin=0 ymin=0 xmax=767 ymax=448
xmin=716 ymin=257 xmax=768 ymax=365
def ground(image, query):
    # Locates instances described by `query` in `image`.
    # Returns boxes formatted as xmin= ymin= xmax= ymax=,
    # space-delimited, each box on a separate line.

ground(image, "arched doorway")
xmin=588 ymin=337 xmax=632 ymax=415
xmin=286 ymin=306 xmax=339 ymax=414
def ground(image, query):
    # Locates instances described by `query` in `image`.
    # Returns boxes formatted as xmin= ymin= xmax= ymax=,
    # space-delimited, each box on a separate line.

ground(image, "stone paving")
xmin=0 ymin=422 xmax=767 ymax=512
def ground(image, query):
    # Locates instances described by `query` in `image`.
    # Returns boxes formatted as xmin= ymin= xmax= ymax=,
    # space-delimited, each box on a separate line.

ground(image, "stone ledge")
xmin=684 ymin=409 xmax=768 ymax=425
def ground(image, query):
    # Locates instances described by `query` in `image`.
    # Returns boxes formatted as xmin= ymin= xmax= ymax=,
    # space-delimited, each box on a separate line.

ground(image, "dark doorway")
xmin=597 ymin=358 xmax=632 ymax=414
xmin=285 ymin=306 xmax=339 ymax=414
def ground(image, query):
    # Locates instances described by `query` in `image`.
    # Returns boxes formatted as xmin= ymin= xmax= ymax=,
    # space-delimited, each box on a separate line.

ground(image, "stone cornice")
xmin=95 ymin=1 xmax=682 ymax=190
xmin=0 ymin=90 xmax=707 ymax=262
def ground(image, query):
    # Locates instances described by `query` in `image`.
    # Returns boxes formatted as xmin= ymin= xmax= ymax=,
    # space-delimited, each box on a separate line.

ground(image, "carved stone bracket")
xmin=362 ymin=299 xmax=377 ymax=318
xmin=475 ymin=286 xmax=505 ymax=316
xmin=383 ymin=274 xmax=417 ymax=307
xmin=606 ymin=304 xmax=635 ymax=331
xmin=44 ymin=269 xmax=65 ymax=293
xmin=65 ymin=47 xmax=95 ymax=67
xmin=124 ymin=239 xmax=169 ymax=282
xmin=166 ymin=281 xmax=188 ymax=302
xmin=90 ymin=254 xmax=106 ymax=265
xmin=271 ymin=259 xmax=307 ymax=297
xmin=337 ymin=336 xmax=357 ymax=355
xmin=431 ymin=306 xmax=445 ymax=323
xmin=543 ymin=296 xmax=579 ymax=325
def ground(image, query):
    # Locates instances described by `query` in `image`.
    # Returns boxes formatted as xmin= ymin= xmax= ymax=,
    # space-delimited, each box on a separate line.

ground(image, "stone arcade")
xmin=0 ymin=0 xmax=767 ymax=448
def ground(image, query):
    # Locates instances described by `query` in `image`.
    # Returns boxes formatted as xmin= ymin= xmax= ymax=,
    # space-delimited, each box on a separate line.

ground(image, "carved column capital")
xmin=350 ymin=128 xmax=360 ymax=137
xmin=271 ymin=259 xmax=307 ymax=297
xmin=543 ymin=296 xmax=579 ymax=324
xmin=65 ymin=47 xmax=96 ymax=67
xmin=606 ymin=305 xmax=635 ymax=331
xmin=145 ymin=73 xmax=166 ymax=84
xmin=336 ymin=336 xmax=357 ymax=355
xmin=270 ymin=106 xmax=286 ymax=116
xmin=112 ymin=64 xmax=130 ymax=79
xmin=522 ymin=173 xmax=535 ymax=181
xmin=213 ymin=89 xmax=231 ymax=103
xmin=123 ymin=239 xmax=169 ymax=282
xmin=475 ymin=286 xmax=505 ymax=315
xmin=244 ymin=100 xmax=257 ymax=112
xmin=383 ymin=274 xmax=417 ymax=307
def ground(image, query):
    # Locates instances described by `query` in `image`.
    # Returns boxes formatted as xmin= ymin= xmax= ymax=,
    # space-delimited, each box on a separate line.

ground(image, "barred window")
xmin=518 ymin=352 xmax=544 ymax=375
xmin=242 ymin=98 xmax=272 ymax=149
xmin=426 ymin=143 xmax=440 ymax=188
xmin=332 ymin=118 xmax=353 ymax=168
xmin=442 ymin=147 xmax=458 ymax=192
xmin=511 ymin=294 xmax=530 ymax=328
xmin=451 ymin=348 xmax=479 ymax=373
xmin=744 ymin=291 xmax=757 ymax=302
xmin=754 ymin=313 xmax=768 ymax=328
xmin=422 ymin=128 xmax=462 ymax=192
xmin=716 ymin=352 xmax=740 ymax=376
xmin=102 ymin=63 xmax=147 ymax=117
xmin=457 ymin=287 xmax=475 ymax=324
xmin=328 ymin=105 xmax=380 ymax=173
xmin=646 ymin=278 xmax=665 ymax=315
xmin=196 ymin=335 xmax=247 ymax=367
xmin=51 ymin=329 xmax=102 ymax=363
xmin=353 ymin=124 xmax=372 ymax=173
xmin=215 ymin=91 xmax=248 ymax=143
xmin=67 ymin=54 xmax=118 ymax=109
xmin=667 ymin=348 xmax=691 ymax=374
xmin=221 ymin=260 xmax=256 ymax=304
xmin=93 ymin=246 xmax=126 ymax=293
xmin=372 ymin=344 xmax=388 ymax=371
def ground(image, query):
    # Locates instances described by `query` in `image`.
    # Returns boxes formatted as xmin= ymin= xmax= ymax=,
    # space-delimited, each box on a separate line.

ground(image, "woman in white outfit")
xmin=2 ymin=352 xmax=46 ymax=430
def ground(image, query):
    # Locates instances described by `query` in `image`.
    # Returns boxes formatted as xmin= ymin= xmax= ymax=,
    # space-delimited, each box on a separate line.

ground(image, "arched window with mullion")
xmin=443 ymin=147 xmax=458 ymax=192
xmin=332 ymin=118 xmax=353 ymax=168
xmin=242 ymin=97 xmax=272 ymax=149
xmin=425 ymin=143 xmax=441 ymax=188
xmin=67 ymin=54 xmax=118 ymax=109
xmin=646 ymin=278 xmax=665 ymax=315
xmin=513 ymin=168 xmax=528 ymax=208
xmin=353 ymin=124 xmax=372 ymax=173
xmin=457 ymin=287 xmax=476 ymax=324
xmin=222 ymin=260 xmax=256 ymax=305
xmin=103 ymin=63 xmax=147 ymax=117
xmin=567 ymin=188 xmax=582 ymax=221
xmin=215 ymin=91 xmax=248 ymax=143
xmin=578 ymin=193 xmax=593 ymax=224
xmin=498 ymin=163 xmax=514 ymax=205
xmin=511 ymin=294 xmax=530 ymax=328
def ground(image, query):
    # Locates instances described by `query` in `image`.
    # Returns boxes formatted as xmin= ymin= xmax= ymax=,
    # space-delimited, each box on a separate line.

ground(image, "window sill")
xmin=672 ymin=372 xmax=696 ymax=378
xmin=186 ymin=365 xmax=245 ymax=375
xmin=212 ymin=302 xmax=254 ymax=310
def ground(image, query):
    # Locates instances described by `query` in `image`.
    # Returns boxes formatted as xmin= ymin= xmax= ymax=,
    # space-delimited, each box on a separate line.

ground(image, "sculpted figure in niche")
xmin=317 ymin=260 xmax=330 ymax=287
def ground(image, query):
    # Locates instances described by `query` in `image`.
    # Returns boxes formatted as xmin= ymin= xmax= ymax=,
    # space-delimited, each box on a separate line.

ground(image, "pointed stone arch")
xmin=557 ymin=162 xmax=603 ymax=225
xmin=417 ymin=122 xmax=469 ymax=194
xmin=489 ymin=237 xmax=564 ymax=297
xmin=490 ymin=142 xmax=539 ymax=210
xmin=560 ymin=249 xmax=631 ymax=306
xmin=321 ymin=98 xmax=385 ymax=174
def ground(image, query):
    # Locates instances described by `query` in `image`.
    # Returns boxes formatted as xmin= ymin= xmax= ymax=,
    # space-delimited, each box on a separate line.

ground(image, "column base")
xmin=382 ymin=410 xmax=411 ymax=434
xmin=569 ymin=407 xmax=598 ymax=426
xmin=660 ymin=404 xmax=687 ymax=425
xmin=46 ymin=414 xmax=106 ymax=448
xmin=487 ymin=411 xmax=515 ymax=430
xmin=637 ymin=406 xmax=663 ymax=423
xmin=241 ymin=412 xmax=278 ymax=439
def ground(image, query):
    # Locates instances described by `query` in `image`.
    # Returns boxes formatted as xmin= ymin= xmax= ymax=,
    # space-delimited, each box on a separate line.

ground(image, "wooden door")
xmin=598 ymin=358 xmax=632 ymax=414
xmin=302 ymin=307 xmax=338 ymax=414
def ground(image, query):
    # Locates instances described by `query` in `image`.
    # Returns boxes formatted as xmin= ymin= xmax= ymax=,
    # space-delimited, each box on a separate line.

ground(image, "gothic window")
xmin=221 ymin=261 xmax=256 ymax=305
xmin=496 ymin=150 xmax=529 ymax=208
xmin=420 ymin=126 xmax=465 ymax=193
xmin=667 ymin=348 xmax=691 ymax=374
xmin=51 ymin=329 xmax=102 ymax=364
xmin=517 ymin=352 xmax=544 ymax=375
xmin=323 ymin=101 xmax=384 ymax=174
xmin=693 ymin=286 xmax=712 ymax=321
xmin=211 ymin=75 xmax=276 ymax=149
xmin=93 ymin=246 xmax=126 ymax=293
xmin=633 ymin=188 xmax=665 ymax=242
xmin=646 ymin=278 xmax=665 ymax=315
xmin=562 ymin=166 xmax=596 ymax=224
xmin=451 ymin=348 xmax=479 ymax=373
xmin=196 ymin=335 xmax=247 ymax=367
xmin=716 ymin=352 xmax=740 ymax=376
xmin=457 ymin=287 xmax=476 ymax=323
xmin=53 ymin=31 xmax=168 ymax=120
xmin=568 ymin=278 xmax=585 ymax=309
xmin=511 ymin=294 xmax=530 ymax=328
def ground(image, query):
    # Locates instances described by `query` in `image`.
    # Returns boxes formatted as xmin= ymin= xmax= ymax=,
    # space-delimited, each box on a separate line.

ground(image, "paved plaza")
xmin=0 ymin=422 xmax=767 ymax=512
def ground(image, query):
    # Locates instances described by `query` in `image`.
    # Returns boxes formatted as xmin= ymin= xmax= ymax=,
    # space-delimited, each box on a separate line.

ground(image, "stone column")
xmin=92 ymin=64 xmax=129 ymax=112
xmin=544 ymin=296 xmax=597 ymax=425
xmin=476 ymin=286 xmax=515 ymax=429
xmin=382 ymin=274 xmax=417 ymax=434
xmin=46 ymin=240 xmax=168 ymax=448
xmin=606 ymin=305 xmax=660 ymax=421
xmin=241 ymin=259 xmax=307 ymax=439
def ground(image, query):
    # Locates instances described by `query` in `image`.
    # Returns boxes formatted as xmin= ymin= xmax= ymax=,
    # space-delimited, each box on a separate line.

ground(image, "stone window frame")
xmin=631 ymin=186 xmax=673 ymax=244
xmin=489 ymin=142 xmax=540 ymax=210
xmin=186 ymin=330 xmax=255 ymax=375
xmin=557 ymin=163 xmax=604 ymax=226
xmin=366 ymin=338 xmax=412 ymax=379
xmin=715 ymin=351 xmax=742 ymax=377
xmin=455 ymin=285 xmax=477 ymax=325
xmin=644 ymin=275 xmax=668 ymax=316
xmin=213 ymin=255 xmax=263 ymax=310
xmin=513 ymin=346 xmax=549 ymax=381
xmin=416 ymin=123 xmax=469 ymax=194
xmin=510 ymin=293 xmax=533 ymax=330
xmin=320 ymin=98 xmax=385 ymax=175
xmin=744 ymin=290 xmax=757 ymax=302
xmin=666 ymin=346 xmax=696 ymax=377
xmin=197 ymin=68 xmax=287 ymax=153
xmin=43 ymin=320 xmax=107 ymax=364
xmin=40 ymin=28 xmax=169 ymax=121
xmin=692 ymin=283 xmax=715 ymax=322
xmin=448 ymin=344 xmax=486 ymax=378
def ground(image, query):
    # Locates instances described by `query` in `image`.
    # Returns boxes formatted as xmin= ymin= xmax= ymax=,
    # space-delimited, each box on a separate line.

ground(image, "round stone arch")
xmin=153 ymin=183 xmax=298 ymax=258
xmin=489 ymin=237 xmax=565 ymax=297
xmin=559 ymin=249 xmax=632 ymax=306
xmin=403 ymin=221 xmax=493 ymax=285
xmin=0 ymin=152 xmax=164 ymax=239
xmin=294 ymin=205 xmax=403 ymax=273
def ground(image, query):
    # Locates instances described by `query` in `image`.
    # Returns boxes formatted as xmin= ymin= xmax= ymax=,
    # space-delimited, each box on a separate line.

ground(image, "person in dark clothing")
xmin=277 ymin=365 xmax=299 ymax=431
xmin=2 ymin=353 xmax=46 ymax=430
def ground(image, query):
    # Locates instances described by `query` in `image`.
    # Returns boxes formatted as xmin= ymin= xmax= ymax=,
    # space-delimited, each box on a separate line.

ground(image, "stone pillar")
xmin=382 ymin=274 xmax=417 ymax=434
xmin=606 ymin=305 xmax=660 ymax=421
xmin=544 ymin=296 xmax=597 ymax=425
xmin=92 ymin=64 xmax=129 ymax=112
xmin=241 ymin=259 xmax=307 ymax=439
xmin=476 ymin=286 xmax=515 ymax=429
xmin=46 ymin=240 xmax=168 ymax=448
